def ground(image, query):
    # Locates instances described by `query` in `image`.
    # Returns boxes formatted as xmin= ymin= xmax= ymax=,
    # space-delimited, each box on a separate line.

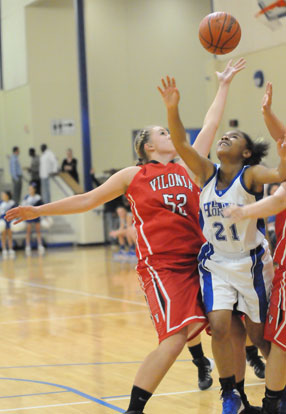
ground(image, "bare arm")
xmin=158 ymin=77 xmax=214 ymax=186
xmin=224 ymin=182 xmax=286 ymax=221
xmin=193 ymin=58 xmax=246 ymax=156
xmin=249 ymin=136 xmax=286 ymax=186
xmin=5 ymin=167 xmax=139 ymax=223
xmin=262 ymin=82 xmax=285 ymax=142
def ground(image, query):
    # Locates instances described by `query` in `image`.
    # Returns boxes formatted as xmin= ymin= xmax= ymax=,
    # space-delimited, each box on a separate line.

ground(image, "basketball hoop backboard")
xmin=257 ymin=0 xmax=286 ymax=21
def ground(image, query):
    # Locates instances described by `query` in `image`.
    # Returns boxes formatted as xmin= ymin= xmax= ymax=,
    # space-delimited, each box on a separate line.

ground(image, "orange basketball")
xmin=199 ymin=12 xmax=241 ymax=55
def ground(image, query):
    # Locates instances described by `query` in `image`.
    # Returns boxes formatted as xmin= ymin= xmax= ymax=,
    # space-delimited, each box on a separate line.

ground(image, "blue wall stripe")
xmin=74 ymin=0 xmax=93 ymax=192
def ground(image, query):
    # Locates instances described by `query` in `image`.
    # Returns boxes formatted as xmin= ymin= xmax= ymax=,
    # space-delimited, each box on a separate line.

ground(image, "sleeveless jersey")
xmin=199 ymin=164 xmax=265 ymax=255
xmin=125 ymin=161 xmax=204 ymax=260
xmin=273 ymin=209 xmax=286 ymax=267
xmin=22 ymin=194 xmax=42 ymax=207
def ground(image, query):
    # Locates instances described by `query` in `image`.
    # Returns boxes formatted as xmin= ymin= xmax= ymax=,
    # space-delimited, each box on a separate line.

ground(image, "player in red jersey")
xmin=224 ymin=82 xmax=286 ymax=414
xmin=5 ymin=59 xmax=245 ymax=414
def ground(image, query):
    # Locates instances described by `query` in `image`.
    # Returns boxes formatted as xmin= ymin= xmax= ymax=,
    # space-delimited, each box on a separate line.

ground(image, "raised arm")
xmin=158 ymin=77 xmax=214 ymax=187
xmin=193 ymin=58 xmax=246 ymax=157
xmin=5 ymin=167 xmax=138 ymax=224
xmin=224 ymin=182 xmax=286 ymax=221
xmin=262 ymin=82 xmax=285 ymax=142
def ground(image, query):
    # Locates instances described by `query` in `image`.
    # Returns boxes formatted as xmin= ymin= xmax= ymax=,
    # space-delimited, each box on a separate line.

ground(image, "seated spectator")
xmin=22 ymin=182 xmax=45 ymax=256
xmin=61 ymin=148 xmax=79 ymax=183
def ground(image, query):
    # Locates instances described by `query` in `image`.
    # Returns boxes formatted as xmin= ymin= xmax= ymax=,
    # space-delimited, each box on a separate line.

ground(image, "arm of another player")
xmin=158 ymin=76 xmax=214 ymax=186
xmin=5 ymin=167 xmax=139 ymax=224
xmin=262 ymin=82 xmax=285 ymax=142
xmin=249 ymin=136 xmax=286 ymax=186
xmin=193 ymin=58 xmax=246 ymax=157
xmin=224 ymin=182 xmax=286 ymax=221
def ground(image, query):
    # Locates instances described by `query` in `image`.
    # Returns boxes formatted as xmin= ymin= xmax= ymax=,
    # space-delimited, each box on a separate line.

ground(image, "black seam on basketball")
xmin=199 ymin=32 xmax=214 ymax=48
xmin=214 ymin=13 xmax=227 ymax=54
xmin=207 ymin=15 xmax=214 ymax=45
xmin=220 ymin=24 xmax=241 ymax=49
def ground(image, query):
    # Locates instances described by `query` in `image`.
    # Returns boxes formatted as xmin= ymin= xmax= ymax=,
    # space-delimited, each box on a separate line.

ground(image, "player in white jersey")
xmin=160 ymin=75 xmax=286 ymax=414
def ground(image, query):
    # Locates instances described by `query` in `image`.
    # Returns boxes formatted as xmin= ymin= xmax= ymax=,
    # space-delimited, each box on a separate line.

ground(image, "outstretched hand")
xmin=5 ymin=206 xmax=39 ymax=224
xmin=261 ymin=82 xmax=272 ymax=114
xmin=216 ymin=58 xmax=246 ymax=85
xmin=157 ymin=76 xmax=180 ymax=109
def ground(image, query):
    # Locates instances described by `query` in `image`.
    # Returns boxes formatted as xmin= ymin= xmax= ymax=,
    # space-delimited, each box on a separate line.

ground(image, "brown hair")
xmin=134 ymin=126 xmax=155 ymax=165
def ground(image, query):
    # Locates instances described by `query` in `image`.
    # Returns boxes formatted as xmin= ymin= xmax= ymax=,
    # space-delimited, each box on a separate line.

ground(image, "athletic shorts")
xmin=198 ymin=239 xmax=274 ymax=323
xmin=136 ymin=255 xmax=208 ymax=343
xmin=27 ymin=218 xmax=40 ymax=223
xmin=264 ymin=266 xmax=286 ymax=351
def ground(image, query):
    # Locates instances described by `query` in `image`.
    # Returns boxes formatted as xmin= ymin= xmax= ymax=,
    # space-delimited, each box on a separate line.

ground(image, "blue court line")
xmin=0 ymin=377 xmax=125 ymax=413
xmin=0 ymin=359 xmax=190 ymax=370
xmin=0 ymin=390 xmax=69 ymax=399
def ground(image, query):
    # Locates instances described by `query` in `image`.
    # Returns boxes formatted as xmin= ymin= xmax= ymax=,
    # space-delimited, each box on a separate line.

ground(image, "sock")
xmin=219 ymin=375 xmax=236 ymax=393
xmin=188 ymin=343 xmax=204 ymax=360
xmin=236 ymin=379 xmax=248 ymax=406
xmin=119 ymin=244 xmax=125 ymax=251
xmin=265 ymin=386 xmax=284 ymax=400
xmin=127 ymin=385 xmax=152 ymax=412
xmin=246 ymin=345 xmax=258 ymax=359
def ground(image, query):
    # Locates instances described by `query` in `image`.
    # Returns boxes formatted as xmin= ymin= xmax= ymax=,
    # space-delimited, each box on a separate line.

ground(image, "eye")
xmin=160 ymin=131 xmax=167 ymax=135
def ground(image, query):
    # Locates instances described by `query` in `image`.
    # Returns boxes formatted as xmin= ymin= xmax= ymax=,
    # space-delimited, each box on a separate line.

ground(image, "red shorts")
xmin=264 ymin=267 xmax=286 ymax=351
xmin=136 ymin=255 xmax=208 ymax=343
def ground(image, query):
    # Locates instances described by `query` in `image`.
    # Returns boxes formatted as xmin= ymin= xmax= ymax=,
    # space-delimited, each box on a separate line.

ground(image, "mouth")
xmin=219 ymin=141 xmax=231 ymax=147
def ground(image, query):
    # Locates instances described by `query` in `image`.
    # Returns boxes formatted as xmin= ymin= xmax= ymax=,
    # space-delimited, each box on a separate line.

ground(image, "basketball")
xmin=199 ymin=12 xmax=241 ymax=55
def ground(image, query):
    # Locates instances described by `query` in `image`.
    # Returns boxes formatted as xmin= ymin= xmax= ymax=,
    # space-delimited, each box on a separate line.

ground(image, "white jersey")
xmin=199 ymin=164 xmax=265 ymax=255
xmin=0 ymin=200 xmax=16 ymax=216
xmin=22 ymin=194 xmax=42 ymax=207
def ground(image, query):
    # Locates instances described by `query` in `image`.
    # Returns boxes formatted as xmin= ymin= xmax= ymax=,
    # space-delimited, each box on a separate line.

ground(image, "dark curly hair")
xmin=240 ymin=131 xmax=269 ymax=166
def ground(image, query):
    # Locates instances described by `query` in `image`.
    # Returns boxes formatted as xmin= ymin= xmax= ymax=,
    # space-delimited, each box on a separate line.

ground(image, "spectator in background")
xmin=9 ymin=147 xmax=22 ymax=204
xmin=22 ymin=182 xmax=44 ymax=256
xmin=40 ymin=144 xmax=58 ymax=204
xmin=28 ymin=148 xmax=40 ymax=194
xmin=61 ymin=148 xmax=79 ymax=183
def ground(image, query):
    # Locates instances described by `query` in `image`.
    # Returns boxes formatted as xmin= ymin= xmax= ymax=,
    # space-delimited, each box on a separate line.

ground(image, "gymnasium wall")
xmin=85 ymin=0 xmax=213 ymax=172
xmin=25 ymin=2 xmax=82 ymax=182
xmin=209 ymin=0 xmax=286 ymax=167
xmin=2 ymin=0 xmax=284 ymax=182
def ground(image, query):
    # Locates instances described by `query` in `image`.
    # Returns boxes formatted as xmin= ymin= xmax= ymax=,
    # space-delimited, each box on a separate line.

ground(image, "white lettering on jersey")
xmin=149 ymin=174 xmax=193 ymax=192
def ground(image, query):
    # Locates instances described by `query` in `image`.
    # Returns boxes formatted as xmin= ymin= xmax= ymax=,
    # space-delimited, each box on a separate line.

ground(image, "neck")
xmin=148 ymin=152 xmax=176 ymax=165
xmin=219 ymin=160 xmax=243 ymax=181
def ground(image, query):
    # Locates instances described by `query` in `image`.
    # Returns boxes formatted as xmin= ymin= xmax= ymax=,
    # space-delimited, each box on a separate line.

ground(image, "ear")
xmin=242 ymin=148 xmax=251 ymax=160
xmin=144 ymin=142 xmax=154 ymax=152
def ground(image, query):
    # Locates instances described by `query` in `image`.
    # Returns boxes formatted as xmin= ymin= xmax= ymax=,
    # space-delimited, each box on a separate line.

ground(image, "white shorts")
xmin=198 ymin=239 xmax=274 ymax=323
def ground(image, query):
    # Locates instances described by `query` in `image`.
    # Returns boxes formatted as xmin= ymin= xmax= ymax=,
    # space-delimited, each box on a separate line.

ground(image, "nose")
xmin=221 ymin=135 xmax=229 ymax=141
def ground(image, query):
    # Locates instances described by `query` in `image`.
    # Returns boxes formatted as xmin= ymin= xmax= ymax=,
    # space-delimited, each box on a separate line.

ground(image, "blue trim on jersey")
xmin=215 ymin=166 xmax=243 ymax=197
xmin=257 ymin=218 xmax=266 ymax=236
xmin=240 ymin=166 xmax=264 ymax=197
xmin=199 ymin=209 xmax=204 ymax=231
xmin=250 ymin=244 xmax=268 ymax=323
xmin=202 ymin=164 xmax=217 ymax=189
xmin=198 ymin=242 xmax=214 ymax=313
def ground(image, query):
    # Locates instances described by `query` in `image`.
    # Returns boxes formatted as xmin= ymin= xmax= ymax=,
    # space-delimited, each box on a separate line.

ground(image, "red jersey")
xmin=125 ymin=161 xmax=205 ymax=260
xmin=274 ymin=209 xmax=286 ymax=267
